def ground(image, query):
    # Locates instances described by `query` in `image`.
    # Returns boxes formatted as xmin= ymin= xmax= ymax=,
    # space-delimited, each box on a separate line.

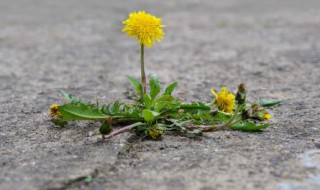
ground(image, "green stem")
xmin=141 ymin=44 xmax=146 ymax=94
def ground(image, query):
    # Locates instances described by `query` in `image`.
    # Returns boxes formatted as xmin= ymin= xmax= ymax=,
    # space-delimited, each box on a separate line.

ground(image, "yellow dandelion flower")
xmin=211 ymin=86 xmax=236 ymax=113
xmin=50 ymin=104 xmax=61 ymax=118
xmin=263 ymin=113 xmax=271 ymax=121
xmin=122 ymin=11 xmax=165 ymax=47
xmin=148 ymin=128 xmax=164 ymax=139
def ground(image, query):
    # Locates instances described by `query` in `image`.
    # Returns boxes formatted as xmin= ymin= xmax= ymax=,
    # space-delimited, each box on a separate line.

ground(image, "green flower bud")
xmin=252 ymin=109 xmax=271 ymax=121
xmin=100 ymin=118 xmax=113 ymax=136
xmin=236 ymin=83 xmax=246 ymax=104
xmin=251 ymin=103 xmax=259 ymax=113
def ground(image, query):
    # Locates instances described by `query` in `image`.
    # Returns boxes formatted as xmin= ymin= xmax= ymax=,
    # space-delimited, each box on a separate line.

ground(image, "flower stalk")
xmin=122 ymin=11 xmax=165 ymax=95
xmin=141 ymin=44 xmax=146 ymax=94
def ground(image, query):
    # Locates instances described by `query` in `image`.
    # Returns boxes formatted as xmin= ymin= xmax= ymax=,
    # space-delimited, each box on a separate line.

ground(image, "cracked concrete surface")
xmin=1 ymin=0 xmax=320 ymax=189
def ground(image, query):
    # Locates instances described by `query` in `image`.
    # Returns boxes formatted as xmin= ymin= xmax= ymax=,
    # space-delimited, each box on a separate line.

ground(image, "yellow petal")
xmin=211 ymin=89 xmax=218 ymax=97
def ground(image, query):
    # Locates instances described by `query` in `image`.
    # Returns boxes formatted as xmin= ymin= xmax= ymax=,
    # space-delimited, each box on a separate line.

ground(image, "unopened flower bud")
xmin=100 ymin=118 xmax=113 ymax=136
xmin=253 ymin=109 xmax=271 ymax=121
xmin=236 ymin=83 xmax=246 ymax=104
xmin=251 ymin=103 xmax=259 ymax=113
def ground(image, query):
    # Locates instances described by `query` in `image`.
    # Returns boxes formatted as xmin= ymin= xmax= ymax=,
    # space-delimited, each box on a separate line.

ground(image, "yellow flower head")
xmin=50 ymin=104 xmax=61 ymax=118
xmin=122 ymin=11 xmax=165 ymax=47
xmin=211 ymin=86 xmax=236 ymax=113
xmin=263 ymin=113 xmax=271 ymax=121
xmin=148 ymin=128 xmax=164 ymax=139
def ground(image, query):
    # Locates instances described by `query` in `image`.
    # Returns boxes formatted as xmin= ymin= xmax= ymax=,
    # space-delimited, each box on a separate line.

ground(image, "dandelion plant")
xmin=49 ymin=11 xmax=281 ymax=140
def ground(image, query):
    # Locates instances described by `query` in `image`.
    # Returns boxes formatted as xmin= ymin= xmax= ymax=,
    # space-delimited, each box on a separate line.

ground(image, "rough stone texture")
xmin=1 ymin=0 xmax=320 ymax=189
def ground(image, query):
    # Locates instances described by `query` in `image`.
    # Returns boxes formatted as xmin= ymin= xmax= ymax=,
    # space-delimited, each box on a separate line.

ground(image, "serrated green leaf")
xmin=258 ymin=99 xmax=282 ymax=108
xmin=102 ymin=101 xmax=122 ymax=115
xmin=112 ymin=100 xmax=121 ymax=112
xmin=61 ymin=91 xmax=84 ymax=104
xmin=101 ymin=102 xmax=141 ymax=119
xmin=230 ymin=121 xmax=269 ymax=131
xmin=150 ymin=74 xmax=161 ymax=99
xmin=102 ymin=101 xmax=121 ymax=115
xmin=142 ymin=109 xmax=160 ymax=122
xmin=127 ymin=76 xmax=143 ymax=96
xmin=164 ymin=82 xmax=178 ymax=95
xmin=59 ymin=103 xmax=108 ymax=121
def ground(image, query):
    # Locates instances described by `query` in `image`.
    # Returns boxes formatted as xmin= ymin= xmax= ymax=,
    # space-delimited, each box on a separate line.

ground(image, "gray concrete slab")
xmin=1 ymin=0 xmax=320 ymax=189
